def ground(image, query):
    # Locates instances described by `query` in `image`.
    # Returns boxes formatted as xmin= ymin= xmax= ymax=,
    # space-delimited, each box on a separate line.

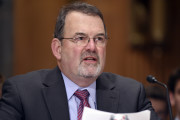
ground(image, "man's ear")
xmin=169 ymin=91 xmax=175 ymax=106
xmin=51 ymin=38 xmax=62 ymax=60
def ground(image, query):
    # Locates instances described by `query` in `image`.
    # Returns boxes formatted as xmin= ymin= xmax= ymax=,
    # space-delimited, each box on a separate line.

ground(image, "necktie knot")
xmin=74 ymin=89 xmax=90 ymax=101
xmin=74 ymin=89 xmax=90 ymax=120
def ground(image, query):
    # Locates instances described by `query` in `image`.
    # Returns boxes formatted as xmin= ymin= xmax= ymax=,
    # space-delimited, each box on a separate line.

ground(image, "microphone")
xmin=146 ymin=75 xmax=173 ymax=120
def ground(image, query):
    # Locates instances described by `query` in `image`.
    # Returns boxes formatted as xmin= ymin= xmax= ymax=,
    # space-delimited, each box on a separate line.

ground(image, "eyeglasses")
xmin=60 ymin=34 xmax=108 ymax=47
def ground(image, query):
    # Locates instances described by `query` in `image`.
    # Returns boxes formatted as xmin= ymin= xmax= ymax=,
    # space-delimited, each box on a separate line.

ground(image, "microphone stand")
xmin=147 ymin=76 xmax=173 ymax=120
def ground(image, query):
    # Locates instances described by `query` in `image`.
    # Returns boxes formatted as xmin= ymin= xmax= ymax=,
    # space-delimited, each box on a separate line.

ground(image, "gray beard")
xmin=77 ymin=63 xmax=101 ymax=78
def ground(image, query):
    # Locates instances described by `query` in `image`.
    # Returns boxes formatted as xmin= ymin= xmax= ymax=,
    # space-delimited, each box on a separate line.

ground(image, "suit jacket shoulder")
xmin=0 ymin=67 xmax=70 ymax=120
xmin=98 ymin=72 xmax=141 ymax=89
xmin=7 ymin=68 xmax=52 ymax=85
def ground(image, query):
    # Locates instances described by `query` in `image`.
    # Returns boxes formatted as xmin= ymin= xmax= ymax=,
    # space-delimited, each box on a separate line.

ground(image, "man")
xmin=168 ymin=69 xmax=180 ymax=120
xmin=145 ymin=86 xmax=168 ymax=120
xmin=0 ymin=2 xmax=159 ymax=120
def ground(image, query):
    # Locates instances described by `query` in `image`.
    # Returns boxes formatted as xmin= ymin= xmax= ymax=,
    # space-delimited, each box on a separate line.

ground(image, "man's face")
xmin=173 ymin=80 xmax=180 ymax=114
xmin=58 ymin=11 xmax=106 ymax=84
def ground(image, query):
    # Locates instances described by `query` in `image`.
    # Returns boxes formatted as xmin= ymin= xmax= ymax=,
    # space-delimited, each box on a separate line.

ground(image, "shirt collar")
xmin=62 ymin=72 xmax=96 ymax=102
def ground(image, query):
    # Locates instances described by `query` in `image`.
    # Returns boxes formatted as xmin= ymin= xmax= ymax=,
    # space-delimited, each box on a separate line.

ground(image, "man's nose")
xmin=85 ymin=38 xmax=96 ymax=51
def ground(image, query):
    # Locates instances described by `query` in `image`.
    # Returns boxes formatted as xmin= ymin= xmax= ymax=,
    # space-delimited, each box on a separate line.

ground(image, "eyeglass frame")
xmin=59 ymin=33 xmax=108 ymax=47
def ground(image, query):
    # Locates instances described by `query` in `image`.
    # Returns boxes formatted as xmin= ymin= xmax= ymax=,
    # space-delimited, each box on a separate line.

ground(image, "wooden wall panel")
xmin=13 ymin=0 xmax=66 ymax=75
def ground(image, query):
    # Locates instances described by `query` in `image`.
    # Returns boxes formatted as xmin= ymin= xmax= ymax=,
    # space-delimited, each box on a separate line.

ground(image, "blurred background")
xmin=0 ymin=0 xmax=180 ymax=86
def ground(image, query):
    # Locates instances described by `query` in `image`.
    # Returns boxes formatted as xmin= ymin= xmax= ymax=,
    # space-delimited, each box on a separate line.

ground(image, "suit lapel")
xmin=42 ymin=67 xmax=70 ymax=120
xmin=96 ymin=74 xmax=119 ymax=113
xmin=41 ymin=67 xmax=119 ymax=119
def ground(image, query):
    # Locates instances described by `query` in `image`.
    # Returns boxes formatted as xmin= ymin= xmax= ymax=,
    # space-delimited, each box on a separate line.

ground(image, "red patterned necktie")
xmin=74 ymin=89 xmax=91 ymax=120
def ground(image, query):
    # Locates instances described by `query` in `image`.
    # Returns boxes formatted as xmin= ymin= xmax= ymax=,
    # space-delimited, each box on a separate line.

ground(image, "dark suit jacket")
xmin=0 ymin=67 xmax=159 ymax=120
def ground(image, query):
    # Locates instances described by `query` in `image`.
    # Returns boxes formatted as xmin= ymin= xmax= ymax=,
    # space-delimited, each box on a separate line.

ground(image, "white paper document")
xmin=82 ymin=107 xmax=150 ymax=120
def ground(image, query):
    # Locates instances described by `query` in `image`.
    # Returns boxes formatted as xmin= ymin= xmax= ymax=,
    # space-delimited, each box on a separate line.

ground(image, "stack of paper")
xmin=82 ymin=107 xmax=150 ymax=120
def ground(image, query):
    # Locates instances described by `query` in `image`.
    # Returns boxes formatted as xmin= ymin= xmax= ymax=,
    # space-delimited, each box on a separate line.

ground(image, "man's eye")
xmin=75 ymin=36 xmax=86 ymax=41
xmin=95 ymin=37 xmax=104 ymax=41
xmin=79 ymin=37 xmax=85 ymax=40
